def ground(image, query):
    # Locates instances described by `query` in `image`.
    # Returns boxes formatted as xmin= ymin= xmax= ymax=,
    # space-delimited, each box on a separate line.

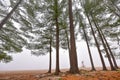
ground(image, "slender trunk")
xmin=86 ymin=13 xmax=107 ymax=70
xmin=54 ymin=0 xmax=60 ymax=75
xmin=55 ymin=17 xmax=60 ymax=75
xmin=0 ymin=0 xmax=22 ymax=30
xmin=82 ymin=24 xmax=96 ymax=71
xmin=65 ymin=29 xmax=72 ymax=71
xmin=48 ymin=38 xmax=52 ymax=73
xmin=91 ymin=14 xmax=116 ymax=70
xmin=68 ymin=0 xmax=79 ymax=74
xmin=99 ymin=28 xmax=119 ymax=69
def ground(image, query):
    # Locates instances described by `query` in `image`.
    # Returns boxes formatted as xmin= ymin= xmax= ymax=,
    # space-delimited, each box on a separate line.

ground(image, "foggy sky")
xmin=0 ymin=41 xmax=120 ymax=71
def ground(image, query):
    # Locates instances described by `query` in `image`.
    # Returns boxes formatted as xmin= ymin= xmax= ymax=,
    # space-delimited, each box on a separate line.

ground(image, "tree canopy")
xmin=0 ymin=0 xmax=119 ymax=74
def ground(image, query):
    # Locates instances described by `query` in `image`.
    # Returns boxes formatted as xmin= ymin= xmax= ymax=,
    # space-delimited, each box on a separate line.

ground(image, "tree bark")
xmin=99 ymin=28 xmax=119 ymax=69
xmin=68 ymin=0 xmax=79 ymax=74
xmin=65 ymin=28 xmax=72 ymax=71
xmin=86 ymin=13 xmax=107 ymax=70
xmin=90 ymin=14 xmax=116 ymax=70
xmin=82 ymin=23 xmax=96 ymax=71
xmin=55 ymin=17 xmax=60 ymax=75
xmin=0 ymin=0 xmax=22 ymax=30
xmin=48 ymin=38 xmax=52 ymax=73
xmin=54 ymin=0 xmax=60 ymax=75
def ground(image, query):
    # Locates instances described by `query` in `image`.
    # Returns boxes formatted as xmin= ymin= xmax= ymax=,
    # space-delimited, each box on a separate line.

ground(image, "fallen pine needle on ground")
xmin=0 ymin=68 xmax=120 ymax=80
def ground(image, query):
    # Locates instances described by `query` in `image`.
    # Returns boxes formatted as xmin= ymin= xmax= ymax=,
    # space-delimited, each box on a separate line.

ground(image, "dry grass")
xmin=0 ymin=67 xmax=120 ymax=80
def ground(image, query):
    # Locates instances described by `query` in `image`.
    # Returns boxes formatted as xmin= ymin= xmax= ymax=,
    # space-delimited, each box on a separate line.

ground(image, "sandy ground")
xmin=0 ymin=68 xmax=120 ymax=80
xmin=0 ymin=70 xmax=48 ymax=80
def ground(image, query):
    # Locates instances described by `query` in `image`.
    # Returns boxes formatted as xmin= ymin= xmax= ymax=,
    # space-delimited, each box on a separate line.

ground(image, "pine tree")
xmin=0 ymin=0 xmax=22 ymax=30
xmin=0 ymin=0 xmax=27 ymax=62
xmin=68 ymin=0 xmax=79 ymax=73
xmin=81 ymin=0 xmax=107 ymax=70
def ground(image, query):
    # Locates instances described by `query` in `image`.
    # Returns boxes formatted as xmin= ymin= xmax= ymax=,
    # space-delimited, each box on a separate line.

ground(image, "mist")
xmin=0 ymin=41 xmax=120 ymax=71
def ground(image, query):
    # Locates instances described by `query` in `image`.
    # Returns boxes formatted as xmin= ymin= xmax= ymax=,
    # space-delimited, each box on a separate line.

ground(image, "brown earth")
xmin=0 ymin=68 xmax=120 ymax=80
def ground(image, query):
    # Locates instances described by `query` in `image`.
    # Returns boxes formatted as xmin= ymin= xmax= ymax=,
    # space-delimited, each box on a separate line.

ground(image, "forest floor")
xmin=0 ymin=67 xmax=120 ymax=80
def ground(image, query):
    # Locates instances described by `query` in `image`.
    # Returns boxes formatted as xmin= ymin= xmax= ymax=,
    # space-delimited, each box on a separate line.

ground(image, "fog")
xmin=0 ymin=41 xmax=120 ymax=71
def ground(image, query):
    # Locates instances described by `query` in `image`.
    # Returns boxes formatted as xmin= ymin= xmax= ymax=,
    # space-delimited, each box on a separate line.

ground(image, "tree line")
xmin=0 ymin=0 xmax=120 ymax=75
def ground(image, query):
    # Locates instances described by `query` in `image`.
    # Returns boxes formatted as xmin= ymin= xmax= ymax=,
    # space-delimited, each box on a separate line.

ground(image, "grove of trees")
xmin=0 ymin=0 xmax=119 ymax=75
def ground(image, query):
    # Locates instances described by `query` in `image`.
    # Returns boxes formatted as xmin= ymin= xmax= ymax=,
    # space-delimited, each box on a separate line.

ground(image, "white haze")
xmin=0 ymin=41 xmax=120 ymax=71
xmin=0 ymin=0 xmax=119 ymax=71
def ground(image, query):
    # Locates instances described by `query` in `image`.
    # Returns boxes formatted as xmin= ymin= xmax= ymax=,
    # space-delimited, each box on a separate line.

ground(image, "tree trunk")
xmin=99 ymin=28 xmax=119 ymax=69
xmin=0 ymin=0 xmax=22 ymax=30
xmin=86 ymin=13 xmax=107 ymax=70
xmin=54 ymin=0 xmax=60 ymax=75
xmin=90 ymin=14 xmax=116 ymax=70
xmin=82 ymin=24 xmax=96 ymax=71
xmin=48 ymin=38 xmax=52 ymax=73
xmin=65 ymin=29 xmax=72 ymax=71
xmin=68 ymin=0 xmax=79 ymax=74
xmin=55 ymin=17 xmax=60 ymax=75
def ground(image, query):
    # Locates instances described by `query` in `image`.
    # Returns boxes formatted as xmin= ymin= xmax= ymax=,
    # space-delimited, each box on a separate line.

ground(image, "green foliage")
xmin=0 ymin=0 xmax=28 ymax=62
xmin=22 ymin=0 xmax=70 ymax=56
xmin=0 ymin=0 xmax=120 ymax=62
xmin=0 ymin=53 xmax=12 ymax=63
